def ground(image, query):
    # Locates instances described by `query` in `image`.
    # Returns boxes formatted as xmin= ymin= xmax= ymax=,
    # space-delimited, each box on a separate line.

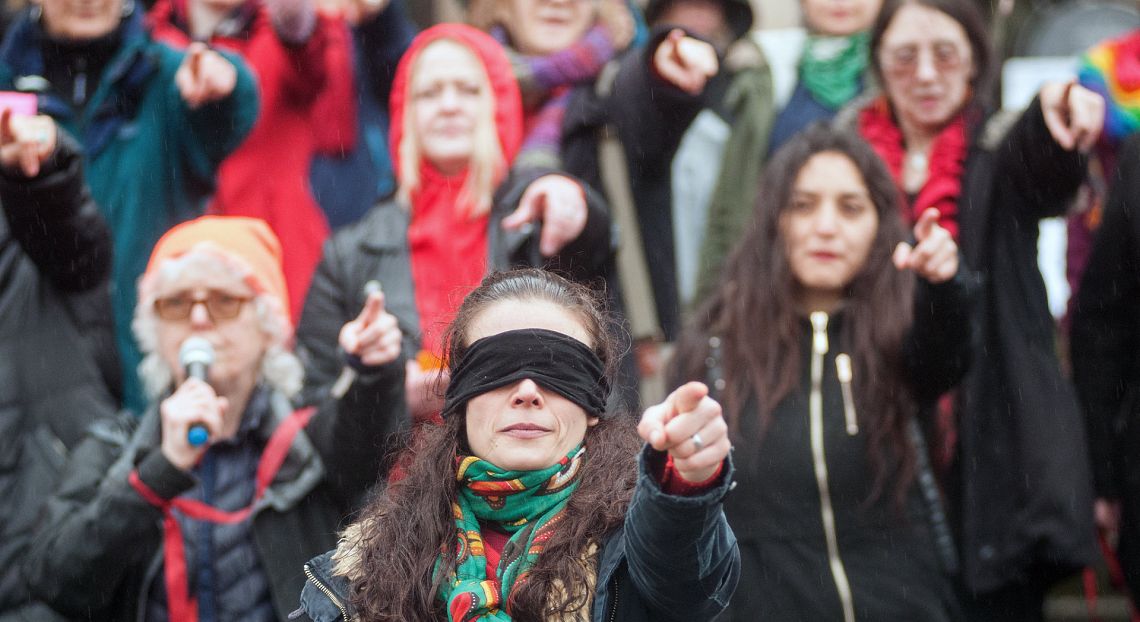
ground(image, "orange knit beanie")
xmin=144 ymin=216 xmax=289 ymax=328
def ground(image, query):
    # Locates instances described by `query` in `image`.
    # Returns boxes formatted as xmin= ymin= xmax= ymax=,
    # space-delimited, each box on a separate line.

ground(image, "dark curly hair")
xmin=347 ymin=269 xmax=642 ymax=621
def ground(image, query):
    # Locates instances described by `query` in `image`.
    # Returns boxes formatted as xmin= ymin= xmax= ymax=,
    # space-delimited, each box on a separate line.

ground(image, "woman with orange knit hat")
xmin=24 ymin=215 xmax=408 ymax=622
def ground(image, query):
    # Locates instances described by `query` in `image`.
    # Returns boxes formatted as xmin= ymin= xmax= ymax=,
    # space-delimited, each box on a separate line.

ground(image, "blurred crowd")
xmin=2 ymin=0 xmax=1140 ymax=620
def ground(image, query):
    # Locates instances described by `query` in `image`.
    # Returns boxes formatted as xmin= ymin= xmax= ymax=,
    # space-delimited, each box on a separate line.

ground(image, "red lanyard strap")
xmin=129 ymin=406 xmax=316 ymax=622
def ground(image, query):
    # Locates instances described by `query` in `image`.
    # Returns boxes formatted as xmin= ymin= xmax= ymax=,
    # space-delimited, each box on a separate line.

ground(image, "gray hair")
xmin=133 ymin=250 xmax=303 ymax=401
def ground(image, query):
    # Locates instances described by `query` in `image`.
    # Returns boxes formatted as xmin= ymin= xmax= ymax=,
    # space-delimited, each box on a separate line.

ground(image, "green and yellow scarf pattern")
xmin=437 ymin=445 xmax=585 ymax=621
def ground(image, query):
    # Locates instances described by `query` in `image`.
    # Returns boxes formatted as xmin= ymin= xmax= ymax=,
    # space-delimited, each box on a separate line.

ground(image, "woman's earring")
xmin=121 ymin=0 xmax=135 ymax=17
xmin=29 ymin=4 xmax=42 ymax=23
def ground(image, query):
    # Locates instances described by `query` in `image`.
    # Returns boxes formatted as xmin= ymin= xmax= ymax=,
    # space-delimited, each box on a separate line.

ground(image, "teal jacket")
xmin=0 ymin=8 xmax=260 ymax=413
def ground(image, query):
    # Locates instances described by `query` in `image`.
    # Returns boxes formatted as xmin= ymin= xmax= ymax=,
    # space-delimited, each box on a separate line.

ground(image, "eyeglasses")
xmin=154 ymin=290 xmax=252 ymax=321
xmin=880 ymin=42 xmax=968 ymax=77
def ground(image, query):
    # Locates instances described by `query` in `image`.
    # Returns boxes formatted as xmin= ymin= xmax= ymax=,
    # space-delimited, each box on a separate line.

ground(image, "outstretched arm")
xmin=998 ymin=84 xmax=1104 ymax=221
xmin=623 ymin=383 xmax=739 ymax=620
xmin=0 ymin=116 xmax=111 ymax=292
xmin=896 ymin=208 xmax=977 ymax=402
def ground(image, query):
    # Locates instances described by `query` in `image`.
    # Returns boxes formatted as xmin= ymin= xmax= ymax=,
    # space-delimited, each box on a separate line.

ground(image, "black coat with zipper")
xmin=713 ymin=274 xmax=974 ymax=621
xmin=0 ymin=133 xmax=117 ymax=622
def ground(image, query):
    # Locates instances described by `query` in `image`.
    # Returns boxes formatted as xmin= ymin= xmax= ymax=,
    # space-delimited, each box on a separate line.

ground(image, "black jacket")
xmin=0 ymin=134 xmax=117 ymax=621
xmin=949 ymin=100 xmax=1097 ymax=592
xmin=296 ymin=168 xmax=612 ymax=408
xmin=23 ymin=364 xmax=406 ymax=621
xmin=1071 ymin=133 xmax=1140 ymax=596
xmin=710 ymin=275 xmax=973 ymax=621
xmin=560 ymin=28 xmax=711 ymax=342
xmin=297 ymin=447 xmax=739 ymax=622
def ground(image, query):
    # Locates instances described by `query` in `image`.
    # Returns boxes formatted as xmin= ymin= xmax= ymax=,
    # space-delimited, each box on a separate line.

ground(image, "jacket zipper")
xmin=835 ymin=353 xmax=858 ymax=435
xmin=809 ymin=312 xmax=856 ymax=622
xmin=607 ymin=574 xmax=619 ymax=622
xmin=304 ymin=563 xmax=350 ymax=622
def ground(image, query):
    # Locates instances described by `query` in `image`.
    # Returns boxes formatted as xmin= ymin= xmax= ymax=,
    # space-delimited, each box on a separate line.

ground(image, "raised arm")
xmin=494 ymin=169 xmax=612 ymax=282
xmin=0 ymin=119 xmax=111 ymax=292
xmin=895 ymin=208 xmax=977 ymax=402
xmin=170 ymin=43 xmax=260 ymax=192
xmin=303 ymin=289 xmax=409 ymax=507
xmin=997 ymin=85 xmax=1104 ymax=221
xmin=601 ymin=28 xmax=718 ymax=177
xmin=623 ymin=382 xmax=738 ymax=620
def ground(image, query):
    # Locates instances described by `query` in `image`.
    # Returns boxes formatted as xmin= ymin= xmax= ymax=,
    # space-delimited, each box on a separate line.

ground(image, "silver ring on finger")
xmin=691 ymin=432 xmax=704 ymax=452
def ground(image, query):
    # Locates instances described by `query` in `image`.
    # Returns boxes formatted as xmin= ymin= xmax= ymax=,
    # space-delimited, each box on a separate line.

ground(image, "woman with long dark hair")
xmin=297 ymin=268 xmax=739 ymax=621
xmin=673 ymin=126 xmax=972 ymax=621
xmin=849 ymin=0 xmax=1105 ymax=616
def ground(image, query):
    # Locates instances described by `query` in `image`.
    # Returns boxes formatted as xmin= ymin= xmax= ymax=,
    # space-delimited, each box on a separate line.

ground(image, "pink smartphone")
xmin=0 ymin=92 xmax=36 ymax=115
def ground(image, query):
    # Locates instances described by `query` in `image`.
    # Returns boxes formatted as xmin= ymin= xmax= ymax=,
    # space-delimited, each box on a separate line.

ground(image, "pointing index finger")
xmin=670 ymin=381 xmax=709 ymax=415
xmin=913 ymin=207 xmax=940 ymax=242
xmin=188 ymin=43 xmax=206 ymax=79
xmin=0 ymin=108 xmax=13 ymax=145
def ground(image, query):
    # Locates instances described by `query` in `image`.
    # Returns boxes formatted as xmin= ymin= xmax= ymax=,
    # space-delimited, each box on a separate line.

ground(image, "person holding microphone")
xmin=23 ymin=215 xmax=408 ymax=622
xmin=296 ymin=268 xmax=739 ymax=622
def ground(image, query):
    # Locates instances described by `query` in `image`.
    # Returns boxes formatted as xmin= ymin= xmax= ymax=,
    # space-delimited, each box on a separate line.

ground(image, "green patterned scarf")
xmin=437 ymin=445 xmax=585 ymax=621
xmin=799 ymin=31 xmax=870 ymax=110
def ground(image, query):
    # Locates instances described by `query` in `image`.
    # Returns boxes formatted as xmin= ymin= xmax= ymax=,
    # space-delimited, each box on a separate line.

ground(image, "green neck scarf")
xmin=437 ymin=445 xmax=586 ymax=621
xmin=799 ymin=31 xmax=870 ymax=110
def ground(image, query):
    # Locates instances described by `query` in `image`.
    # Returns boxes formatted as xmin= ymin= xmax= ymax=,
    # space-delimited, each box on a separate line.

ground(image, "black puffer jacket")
xmin=0 ymin=133 xmax=117 ymax=621
xmin=23 ymin=366 xmax=406 ymax=621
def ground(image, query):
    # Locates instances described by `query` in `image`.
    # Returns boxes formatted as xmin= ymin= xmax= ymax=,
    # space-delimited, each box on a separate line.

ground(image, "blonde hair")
xmin=133 ymin=250 xmax=303 ymax=401
xmin=397 ymin=38 xmax=506 ymax=219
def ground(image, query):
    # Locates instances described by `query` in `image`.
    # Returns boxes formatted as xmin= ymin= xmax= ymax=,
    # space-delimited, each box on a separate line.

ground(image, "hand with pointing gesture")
xmin=501 ymin=174 xmax=588 ymax=257
xmin=638 ymin=381 xmax=730 ymax=483
xmin=893 ymin=207 xmax=959 ymax=284
xmin=1039 ymin=81 xmax=1105 ymax=153
xmin=0 ymin=109 xmax=56 ymax=177
xmin=653 ymin=29 xmax=719 ymax=96
xmin=175 ymin=42 xmax=239 ymax=110
xmin=339 ymin=289 xmax=402 ymax=367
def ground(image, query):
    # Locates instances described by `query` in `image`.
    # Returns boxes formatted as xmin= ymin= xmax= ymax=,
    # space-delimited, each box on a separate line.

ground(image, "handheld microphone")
xmin=178 ymin=336 xmax=215 ymax=448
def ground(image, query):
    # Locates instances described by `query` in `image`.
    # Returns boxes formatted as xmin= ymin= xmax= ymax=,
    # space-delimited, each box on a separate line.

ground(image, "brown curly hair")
xmin=347 ymin=269 xmax=642 ymax=620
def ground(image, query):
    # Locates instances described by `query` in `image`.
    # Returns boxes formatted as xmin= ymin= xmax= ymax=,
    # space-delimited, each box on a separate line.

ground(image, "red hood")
xmin=388 ymin=23 xmax=523 ymax=180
